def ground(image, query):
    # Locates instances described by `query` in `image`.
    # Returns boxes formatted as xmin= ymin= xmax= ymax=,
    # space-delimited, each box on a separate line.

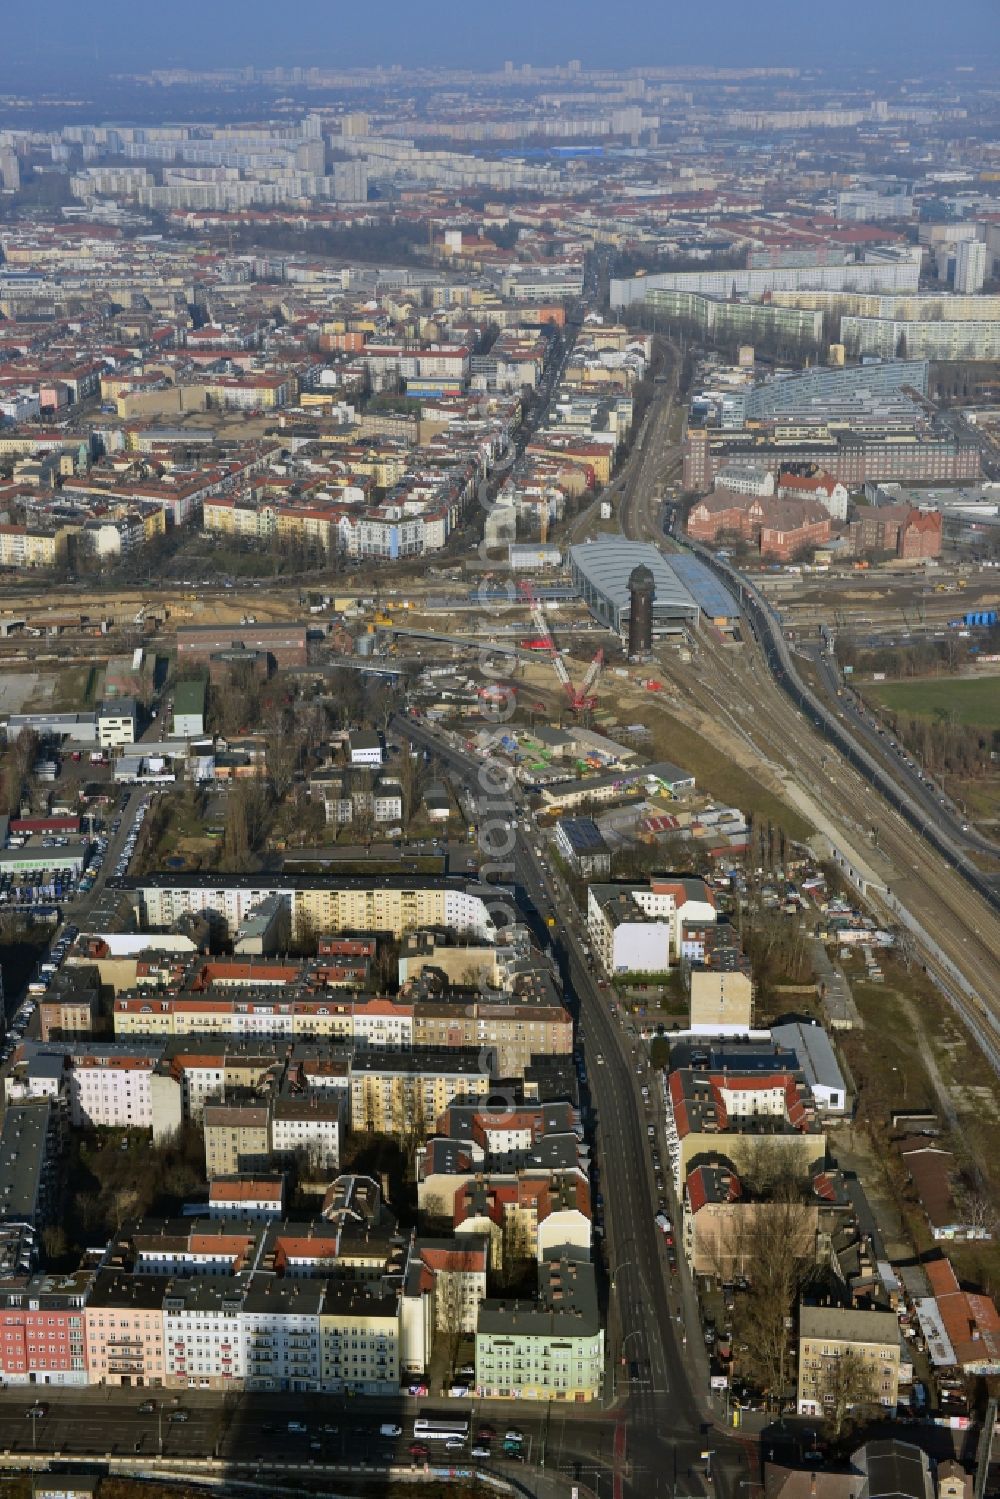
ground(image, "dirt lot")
xmin=0 ymin=670 xmax=40 ymax=714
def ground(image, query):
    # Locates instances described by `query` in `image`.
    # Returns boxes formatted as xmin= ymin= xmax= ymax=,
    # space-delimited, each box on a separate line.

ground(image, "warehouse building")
xmin=569 ymin=538 xmax=699 ymax=638
xmin=177 ymin=623 xmax=307 ymax=669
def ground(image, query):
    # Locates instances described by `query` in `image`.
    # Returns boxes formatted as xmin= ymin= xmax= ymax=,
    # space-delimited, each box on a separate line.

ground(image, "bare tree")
xmin=395 ymin=1085 xmax=427 ymax=1165
xmin=220 ymin=780 xmax=270 ymax=868
xmin=731 ymin=1195 xmax=817 ymax=1408
xmin=435 ymin=1245 xmax=479 ymax=1374
xmin=739 ymin=1138 xmax=812 ymax=1203
xmin=819 ymin=1349 xmax=880 ymax=1441
xmin=500 ymin=1209 xmax=536 ymax=1288
xmin=420 ymin=1190 xmax=449 ymax=1227
xmin=963 ymin=1183 xmax=998 ymax=1241
xmin=292 ymin=906 xmax=318 ymax=957
xmin=398 ymin=749 xmax=427 ymax=827
xmin=221 ymin=787 xmax=249 ymax=867
xmin=12 ymin=727 xmax=39 ymax=781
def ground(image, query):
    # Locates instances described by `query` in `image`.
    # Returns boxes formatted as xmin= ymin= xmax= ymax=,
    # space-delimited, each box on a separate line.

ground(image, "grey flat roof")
xmin=569 ymin=538 xmax=699 ymax=620
xmin=771 ymin=1021 xmax=846 ymax=1094
xmin=0 ymin=1102 xmax=50 ymax=1223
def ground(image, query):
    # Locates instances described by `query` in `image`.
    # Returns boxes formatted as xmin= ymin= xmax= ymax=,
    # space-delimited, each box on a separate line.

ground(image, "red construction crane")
xmin=530 ymin=598 xmax=603 ymax=713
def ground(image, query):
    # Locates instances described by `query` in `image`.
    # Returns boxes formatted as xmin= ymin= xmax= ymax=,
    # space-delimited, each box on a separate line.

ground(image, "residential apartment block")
xmin=797 ymin=1305 xmax=902 ymax=1417
xmin=475 ymin=1256 xmax=603 ymax=1402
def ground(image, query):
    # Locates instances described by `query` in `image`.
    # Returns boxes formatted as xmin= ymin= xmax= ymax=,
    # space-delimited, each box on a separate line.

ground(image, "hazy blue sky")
xmin=5 ymin=0 xmax=998 ymax=73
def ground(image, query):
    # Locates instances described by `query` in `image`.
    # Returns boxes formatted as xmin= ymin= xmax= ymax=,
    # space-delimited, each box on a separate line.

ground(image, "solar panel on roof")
xmin=667 ymin=554 xmax=740 ymax=619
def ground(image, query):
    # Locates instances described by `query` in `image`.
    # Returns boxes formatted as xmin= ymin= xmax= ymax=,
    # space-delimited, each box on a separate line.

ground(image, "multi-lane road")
xmin=395 ymin=714 xmax=745 ymax=1499
xmin=602 ymin=377 xmax=1000 ymax=1075
xmin=0 ymin=1384 xmax=627 ymax=1493
xmin=803 ymin=642 xmax=1000 ymax=871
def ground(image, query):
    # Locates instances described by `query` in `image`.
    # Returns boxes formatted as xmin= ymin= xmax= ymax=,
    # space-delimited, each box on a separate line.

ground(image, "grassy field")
xmin=30 ymin=663 xmax=103 ymax=711
xmin=648 ymin=709 xmax=815 ymax=843
xmin=866 ymin=676 xmax=1000 ymax=729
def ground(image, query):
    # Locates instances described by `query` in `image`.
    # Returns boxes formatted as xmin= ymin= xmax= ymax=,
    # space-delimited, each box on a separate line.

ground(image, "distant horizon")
xmin=4 ymin=0 xmax=998 ymax=76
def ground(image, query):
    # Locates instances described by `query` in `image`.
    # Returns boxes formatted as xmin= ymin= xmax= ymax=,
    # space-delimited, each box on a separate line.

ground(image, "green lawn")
xmin=866 ymin=676 xmax=1000 ymax=729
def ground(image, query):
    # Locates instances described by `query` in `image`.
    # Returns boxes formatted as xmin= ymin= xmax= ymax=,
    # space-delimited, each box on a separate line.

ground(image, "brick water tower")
xmin=627 ymin=563 xmax=655 ymax=659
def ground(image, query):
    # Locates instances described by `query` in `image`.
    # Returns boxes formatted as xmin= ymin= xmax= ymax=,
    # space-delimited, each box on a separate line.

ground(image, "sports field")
xmin=866 ymin=676 xmax=1000 ymax=729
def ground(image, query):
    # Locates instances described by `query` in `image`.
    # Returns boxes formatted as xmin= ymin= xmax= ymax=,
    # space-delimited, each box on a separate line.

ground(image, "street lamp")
xmin=609 ymin=1256 xmax=636 ymax=1292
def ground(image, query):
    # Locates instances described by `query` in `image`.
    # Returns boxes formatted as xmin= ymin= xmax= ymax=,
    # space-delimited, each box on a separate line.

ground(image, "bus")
xmin=413 ymin=1413 xmax=470 ymax=1443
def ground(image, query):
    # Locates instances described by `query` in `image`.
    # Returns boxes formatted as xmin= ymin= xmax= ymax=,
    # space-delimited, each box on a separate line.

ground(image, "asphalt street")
xmin=803 ymin=643 xmax=1000 ymax=873
xmin=394 ymin=714 xmax=748 ymax=1499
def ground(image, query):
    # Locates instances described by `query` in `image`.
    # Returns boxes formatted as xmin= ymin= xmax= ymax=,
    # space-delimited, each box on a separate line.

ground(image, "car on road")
xmin=26 ymin=1404 xmax=48 ymax=1419
xmin=472 ymin=1445 xmax=491 ymax=1458
xmin=167 ymin=1410 xmax=189 ymax=1423
xmin=477 ymin=1424 xmax=495 ymax=1439
xmin=445 ymin=1438 xmax=466 ymax=1451
xmin=409 ymin=1442 xmax=430 ymax=1459
xmin=138 ymin=1400 xmax=156 ymax=1414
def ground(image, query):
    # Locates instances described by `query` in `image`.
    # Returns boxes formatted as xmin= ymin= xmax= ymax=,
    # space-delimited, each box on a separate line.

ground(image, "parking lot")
xmin=1 ymin=786 xmax=156 ymax=1057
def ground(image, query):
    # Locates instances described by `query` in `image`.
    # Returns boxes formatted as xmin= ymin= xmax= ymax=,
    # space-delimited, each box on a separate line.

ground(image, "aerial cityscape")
xmin=0 ymin=5 xmax=998 ymax=1499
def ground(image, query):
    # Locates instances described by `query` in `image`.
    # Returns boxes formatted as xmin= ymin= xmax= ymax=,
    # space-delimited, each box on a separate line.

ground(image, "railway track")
xmin=611 ymin=441 xmax=1000 ymax=1066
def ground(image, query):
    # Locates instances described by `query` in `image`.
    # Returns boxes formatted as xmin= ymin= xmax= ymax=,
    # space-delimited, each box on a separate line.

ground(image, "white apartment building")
xmin=243 ymin=1283 xmax=323 ymax=1392
xmin=955 ymin=239 xmax=988 ymax=295
xmin=352 ymin=1000 xmax=414 ymax=1050
xmin=163 ymin=1057 xmax=226 ymax=1121
xmin=134 ymin=878 xmax=497 ymax=944
xmin=373 ymin=780 xmax=404 ymax=824
xmin=270 ymin=1096 xmax=342 ymax=1171
xmin=715 ymin=464 xmax=775 ymax=498
xmin=587 ymin=877 xmax=716 ymax=976
xmin=67 ymin=1056 xmax=154 ymax=1129
xmin=611 ymin=250 xmax=922 ymax=309
xmin=163 ymin=1283 xmax=246 ymax=1390
xmin=841 ymin=314 xmax=1000 ymax=361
